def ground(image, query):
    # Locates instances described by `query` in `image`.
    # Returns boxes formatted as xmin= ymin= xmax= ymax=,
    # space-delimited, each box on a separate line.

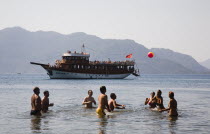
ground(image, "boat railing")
xmin=89 ymin=60 xmax=135 ymax=66
xmin=55 ymin=59 xmax=135 ymax=66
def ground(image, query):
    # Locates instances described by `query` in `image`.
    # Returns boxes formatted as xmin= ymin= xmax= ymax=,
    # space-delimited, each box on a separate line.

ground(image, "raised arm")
xmin=145 ymin=98 xmax=149 ymax=105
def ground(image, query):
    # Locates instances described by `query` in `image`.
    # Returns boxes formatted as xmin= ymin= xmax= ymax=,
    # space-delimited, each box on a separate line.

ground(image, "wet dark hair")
xmin=169 ymin=91 xmax=174 ymax=98
xmin=43 ymin=90 xmax=49 ymax=95
xmin=157 ymin=90 xmax=162 ymax=97
xmin=33 ymin=87 xmax=40 ymax=93
xmin=88 ymin=90 xmax=93 ymax=93
xmin=100 ymin=86 xmax=106 ymax=93
xmin=151 ymin=92 xmax=155 ymax=95
xmin=110 ymin=93 xmax=116 ymax=99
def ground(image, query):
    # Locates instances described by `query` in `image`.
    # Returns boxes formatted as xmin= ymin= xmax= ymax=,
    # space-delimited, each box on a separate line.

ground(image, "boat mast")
xmin=81 ymin=44 xmax=86 ymax=53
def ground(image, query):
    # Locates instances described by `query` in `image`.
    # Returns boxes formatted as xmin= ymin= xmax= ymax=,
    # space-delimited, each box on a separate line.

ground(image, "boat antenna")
xmin=81 ymin=43 xmax=86 ymax=53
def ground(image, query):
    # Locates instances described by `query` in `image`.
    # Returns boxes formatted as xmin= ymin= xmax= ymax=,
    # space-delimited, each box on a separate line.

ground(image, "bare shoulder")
xmin=108 ymin=100 xmax=113 ymax=106
xmin=35 ymin=94 xmax=40 ymax=99
xmin=109 ymin=99 xmax=113 ymax=103
xmin=171 ymin=99 xmax=177 ymax=104
xmin=103 ymin=94 xmax=108 ymax=98
xmin=91 ymin=97 xmax=95 ymax=100
xmin=31 ymin=94 xmax=35 ymax=99
xmin=31 ymin=94 xmax=36 ymax=101
xmin=42 ymin=97 xmax=47 ymax=102
xmin=99 ymin=94 xmax=106 ymax=98
xmin=33 ymin=94 xmax=39 ymax=100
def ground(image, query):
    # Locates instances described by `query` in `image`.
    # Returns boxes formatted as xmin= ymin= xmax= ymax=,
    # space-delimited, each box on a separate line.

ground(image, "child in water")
xmin=108 ymin=93 xmax=125 ymax=111
xmin=145 ymin=92 xmax=156 ymax=108
xmin=159 ymin=91 xmax=178 ymax=116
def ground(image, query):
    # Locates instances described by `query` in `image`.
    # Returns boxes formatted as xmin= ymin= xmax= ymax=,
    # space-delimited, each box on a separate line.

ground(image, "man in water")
xmin=31 ymin=87 xmax=42 ymax=115
xmin=159 ymin=91 xmax=178 ymax=116
xmin=82 ymin=90 xmax=96 ymax=108
xmin=108 ymin=93 xmax=125 ymax=111
xmin=41 ymin=90 xmax=54 ymax=113
xmin=96 ymin=86 xmax=111 ymax=116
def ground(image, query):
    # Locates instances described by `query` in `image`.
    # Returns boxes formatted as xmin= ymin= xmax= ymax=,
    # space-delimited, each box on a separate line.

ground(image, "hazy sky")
xmin=0 ymin=0 xmax=209 ymax=61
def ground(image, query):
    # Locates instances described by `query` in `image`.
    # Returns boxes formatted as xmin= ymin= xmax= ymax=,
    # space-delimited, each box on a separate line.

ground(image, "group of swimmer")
xmin=30 ymin=86 xmax=177 ymax=117
xmin=30 ymin=87 xmax=54 ymax=115
xmin=145 ymin=90 xmax=178 ymax=116
xmin=82 ymin=86 xmax=125 ymax=116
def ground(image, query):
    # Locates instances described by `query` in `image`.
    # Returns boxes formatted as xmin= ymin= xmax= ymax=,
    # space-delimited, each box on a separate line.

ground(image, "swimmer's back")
xmin=98 ymin=94 xmax=108 ymax=109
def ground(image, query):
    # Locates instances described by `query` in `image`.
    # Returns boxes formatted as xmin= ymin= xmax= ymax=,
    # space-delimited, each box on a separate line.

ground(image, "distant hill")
xmin=0 ymin=27 xmax=209 ymax=74
xmin=151 ymin=48 xmax=210 ymax=73
xmin=200 ymin=59 xmax=210 ymax=69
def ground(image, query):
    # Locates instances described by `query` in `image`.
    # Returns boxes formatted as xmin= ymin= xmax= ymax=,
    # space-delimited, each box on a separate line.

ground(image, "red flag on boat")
xmin=126 ymin=54 xmax=133 ymax=58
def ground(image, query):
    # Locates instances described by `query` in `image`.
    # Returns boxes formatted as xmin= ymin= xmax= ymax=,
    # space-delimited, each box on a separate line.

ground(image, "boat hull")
xmin=46 ymin=69 xmax=131 ymax=79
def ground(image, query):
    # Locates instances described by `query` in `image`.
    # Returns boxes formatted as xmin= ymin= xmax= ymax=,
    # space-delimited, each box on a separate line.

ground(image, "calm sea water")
xmin=0 ymin=74 xmax=210 ymax=134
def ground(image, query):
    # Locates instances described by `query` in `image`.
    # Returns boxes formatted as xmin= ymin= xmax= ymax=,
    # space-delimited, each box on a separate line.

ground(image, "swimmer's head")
xmin=169 ymin=91 xmax=174 ymax=98
xmin=33 ymin=87 xmax=40 ymax=95
xmin=150 ymin=92 xmax=155 ymax=97
xmin=44 ymin=90 xmax=49 ymax=97
xmin=88 ymin=90 xmax=93 ymax=96
xmin=110 ymin=93 xmax=116 ymax=99
xmin=100 ymin=86 xmax=106 ymax=94
xmin=157 ymin=90 xmax=162 ymax=97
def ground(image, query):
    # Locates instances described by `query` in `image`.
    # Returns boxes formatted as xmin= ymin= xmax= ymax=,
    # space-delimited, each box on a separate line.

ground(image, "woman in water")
xmin=145 ymin=92 xmax=156 ymax=108
xmin=155 ymin=90 xmax=165 ymax=110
